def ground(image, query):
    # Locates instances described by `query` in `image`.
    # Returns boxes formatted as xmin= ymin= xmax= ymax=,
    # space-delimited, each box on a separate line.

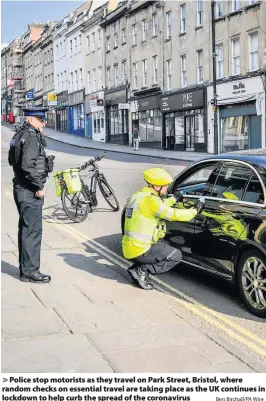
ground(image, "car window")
xmin=212 ymin=163 xmax=252 ymax=200
xmin=243 ymin=173 xmax=264 ymax=204
xmin=175 ymin=163 xmax=219 ymax=197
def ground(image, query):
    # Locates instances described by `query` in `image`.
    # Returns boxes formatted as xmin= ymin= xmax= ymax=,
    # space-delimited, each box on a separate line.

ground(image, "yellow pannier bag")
xmin=53 ymin=171 xmax=63 ymax=197
xmin=62 ymin=168 xmax=82 ymax=194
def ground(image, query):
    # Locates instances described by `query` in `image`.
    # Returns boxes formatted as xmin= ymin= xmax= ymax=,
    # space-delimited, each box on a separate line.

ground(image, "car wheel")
xmin=237 ymin=250 xmax=266 ymax=318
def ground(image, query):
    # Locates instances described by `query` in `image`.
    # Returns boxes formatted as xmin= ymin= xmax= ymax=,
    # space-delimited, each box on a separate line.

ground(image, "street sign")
xmin=26 ymin=90 xmax=34 ymax=100
xmin=118 ymin=103 xmax=129 ymax=110
xmin=48 ymin=93 xmax=57 ymax=106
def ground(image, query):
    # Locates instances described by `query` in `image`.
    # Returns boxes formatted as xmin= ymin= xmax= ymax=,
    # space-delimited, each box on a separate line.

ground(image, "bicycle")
xmin=60 ymin=152 xmax=120 ymax=222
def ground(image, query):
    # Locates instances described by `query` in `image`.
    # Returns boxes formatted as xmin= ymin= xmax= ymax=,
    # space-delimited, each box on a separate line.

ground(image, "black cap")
xmin=22 ymin=107 xmax=49 ymax=118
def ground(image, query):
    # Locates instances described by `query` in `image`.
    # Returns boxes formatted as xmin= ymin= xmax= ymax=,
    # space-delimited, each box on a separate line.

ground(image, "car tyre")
xmin=237 ymin=250 xmax=266 ymax=318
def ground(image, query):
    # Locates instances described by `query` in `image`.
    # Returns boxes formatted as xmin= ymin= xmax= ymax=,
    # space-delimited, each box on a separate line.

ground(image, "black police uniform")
xmin=8 ymin=107 xmax=53 ymax=283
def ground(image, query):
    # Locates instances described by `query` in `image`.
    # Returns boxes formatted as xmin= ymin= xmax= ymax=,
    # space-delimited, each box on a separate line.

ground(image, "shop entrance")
xmin=185 ymin=115 xmax=195 ymax=151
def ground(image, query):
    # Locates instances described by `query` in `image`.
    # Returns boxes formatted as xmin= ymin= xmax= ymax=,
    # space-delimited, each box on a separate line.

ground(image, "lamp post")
xmin=211 ymin=0 xmax=219 ymax=154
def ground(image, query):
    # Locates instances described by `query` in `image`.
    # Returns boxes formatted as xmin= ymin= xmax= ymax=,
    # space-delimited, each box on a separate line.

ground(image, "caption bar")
xmin=1 ymin=375 xmax=265 ymax=401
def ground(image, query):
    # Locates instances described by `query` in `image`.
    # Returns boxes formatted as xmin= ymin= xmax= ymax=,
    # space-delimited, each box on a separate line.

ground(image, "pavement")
xmin=43 ymin=126 xmax=205 ymax=163
xmin=1 ymin=123 xmax=265 ymax=373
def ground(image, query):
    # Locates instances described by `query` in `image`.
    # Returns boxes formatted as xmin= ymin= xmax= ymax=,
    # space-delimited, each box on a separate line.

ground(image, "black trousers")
xmin=132 ymin=242 xmax=182 ymax=275
xmin=13 ymin=186 xmax=44 ymax=277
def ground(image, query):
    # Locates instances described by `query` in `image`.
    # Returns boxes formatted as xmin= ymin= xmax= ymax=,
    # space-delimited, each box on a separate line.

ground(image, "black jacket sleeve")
xmin=21 ymin=133 xmax=44 ymax=190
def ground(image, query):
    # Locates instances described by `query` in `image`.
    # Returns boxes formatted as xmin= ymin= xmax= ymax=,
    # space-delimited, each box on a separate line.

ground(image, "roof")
xmin=204 ymin=149 xmax=266 ymax=168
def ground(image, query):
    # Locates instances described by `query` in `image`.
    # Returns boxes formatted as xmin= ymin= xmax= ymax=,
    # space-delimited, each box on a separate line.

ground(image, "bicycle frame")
xmin=80 ymin=166 xmax=106 ymax=193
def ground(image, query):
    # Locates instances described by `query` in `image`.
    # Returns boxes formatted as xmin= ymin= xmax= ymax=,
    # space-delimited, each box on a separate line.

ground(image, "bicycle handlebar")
xmin=79 ymin=151 xmax=107 ymax=171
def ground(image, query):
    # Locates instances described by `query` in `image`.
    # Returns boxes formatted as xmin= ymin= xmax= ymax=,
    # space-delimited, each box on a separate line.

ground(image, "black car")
xmin=121 ymin=149 xmax=266 ymax=318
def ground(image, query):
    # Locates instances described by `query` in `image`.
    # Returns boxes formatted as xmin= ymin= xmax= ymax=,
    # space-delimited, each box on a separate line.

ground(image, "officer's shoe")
xmin=21 ymin=272 xmax=51 ymax=283
xmin=128 ymin=266 xmax=153 ymax=290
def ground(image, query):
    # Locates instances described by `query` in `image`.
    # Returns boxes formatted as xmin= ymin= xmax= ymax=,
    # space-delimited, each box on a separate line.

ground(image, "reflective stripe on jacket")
xmin=122 ymin=187 xmax=197 ymax=259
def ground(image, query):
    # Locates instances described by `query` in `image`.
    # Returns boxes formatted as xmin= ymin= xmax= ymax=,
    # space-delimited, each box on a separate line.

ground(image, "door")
xmin=86 ymin=115 xmax=92 ymax=138
xmin=185 ymin=115 xmax=195 ymax=151
xmin=193 ymin=163 xmax=264 ymax=276
xmin=164 ymin=161 xmax=221 ymax=266
xmin=165 ymin=113 xmax=175 ymax=150
xmin=249 ymin=115 xmax=262 ymax=149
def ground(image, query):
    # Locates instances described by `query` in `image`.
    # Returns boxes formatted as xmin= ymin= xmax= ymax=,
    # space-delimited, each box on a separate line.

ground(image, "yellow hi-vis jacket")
xmin=122 ymin=187 xmax=198 ymax=259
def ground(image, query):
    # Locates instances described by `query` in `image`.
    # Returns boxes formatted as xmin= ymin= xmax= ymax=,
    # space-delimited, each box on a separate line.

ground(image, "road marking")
xmin=4 ymin=190 xmax=266 ymax=359
xmin=44 ymin=214 xmax=266 ymax=357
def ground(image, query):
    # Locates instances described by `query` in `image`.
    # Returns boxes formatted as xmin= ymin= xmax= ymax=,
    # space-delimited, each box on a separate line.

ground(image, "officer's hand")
xmin=35 ymin=190 xmax=45 ymax=198
xmin=195 ymin=197 xmax=205 ymax=214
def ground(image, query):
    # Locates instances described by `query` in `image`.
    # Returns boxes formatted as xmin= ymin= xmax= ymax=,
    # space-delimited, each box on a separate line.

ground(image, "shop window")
xmin=136 ymin=109 xmax=161 ymax=142
xmin=221 ymin=116 xmax=248 ymax=152
xmin=108 ymin=105 xmax=128 ymax=136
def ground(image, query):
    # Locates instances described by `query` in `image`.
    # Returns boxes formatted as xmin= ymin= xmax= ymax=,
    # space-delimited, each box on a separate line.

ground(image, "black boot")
xmin=21 ymin=272 xmax=51 ymax=283
xmin=128 ymin=265 xmax=153 ymax=290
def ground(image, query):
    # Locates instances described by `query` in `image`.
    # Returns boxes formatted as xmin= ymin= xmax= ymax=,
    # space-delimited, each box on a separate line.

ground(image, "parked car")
xmin=121 ymin=149 xmax=266 ymax=317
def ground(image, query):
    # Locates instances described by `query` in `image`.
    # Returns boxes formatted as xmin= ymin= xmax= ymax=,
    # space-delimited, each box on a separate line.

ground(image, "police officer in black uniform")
xmin=8 ymin=107 xmax=54 ymax=283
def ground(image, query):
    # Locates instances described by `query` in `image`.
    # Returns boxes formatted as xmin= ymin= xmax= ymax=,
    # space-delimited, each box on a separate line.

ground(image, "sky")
xmin=1 ymin=1 xmax=84 ymax=44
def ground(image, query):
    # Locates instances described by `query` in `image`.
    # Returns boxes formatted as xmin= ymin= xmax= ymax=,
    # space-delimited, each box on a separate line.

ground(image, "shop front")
xmin=85 ymin=91 xmax=105 ymax=141
xmin=55 ymin=91 xmax=68 ymax=132
xmin=43 ymin=92 xmax=57 ymax=129
xmin=161 ymin=88 xmax=206 ymax=152
xmin=131 ymin=94 xmax=162 ymax=149
xmin=207 ymin=76 xmax=265 ymax=153
xmin=68 ymin=90 xmax=85 ymax=137
xmin=105 ymin=87 xmax=129 ymax=145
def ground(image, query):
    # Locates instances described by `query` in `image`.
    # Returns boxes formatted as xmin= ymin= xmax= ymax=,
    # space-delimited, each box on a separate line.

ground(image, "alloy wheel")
xmin=242 ymin=257 xmax=266 ymax=310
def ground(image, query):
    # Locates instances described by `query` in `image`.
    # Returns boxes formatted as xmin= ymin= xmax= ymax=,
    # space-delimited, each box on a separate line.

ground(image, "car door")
xmin=164 ymin=160 xmax=221 ymax=266
xmin=193 ymin=162 xmax=265 ymax=277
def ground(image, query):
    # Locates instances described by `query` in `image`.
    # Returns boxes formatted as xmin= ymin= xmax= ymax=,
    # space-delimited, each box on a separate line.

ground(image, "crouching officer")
xmin=122 ymin=168 xmax=204 ymax=290
xmin=8 ymin=107 xmax=55 ymax=283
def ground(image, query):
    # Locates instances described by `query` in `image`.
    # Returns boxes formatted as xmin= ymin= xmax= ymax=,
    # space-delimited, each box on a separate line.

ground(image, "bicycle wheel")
xmin=61 ymin=188 xmax=91 ymax=222
xmin=98 ymin=178 xmax=120 ymax=211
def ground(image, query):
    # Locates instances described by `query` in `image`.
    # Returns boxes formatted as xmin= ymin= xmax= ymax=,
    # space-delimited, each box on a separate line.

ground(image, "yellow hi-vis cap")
xmin=143 ymin=168 xmax=173 ymax=186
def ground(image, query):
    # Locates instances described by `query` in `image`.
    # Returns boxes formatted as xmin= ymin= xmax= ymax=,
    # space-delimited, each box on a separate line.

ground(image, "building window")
xmin=87 ymin=36 xmax=90 ymax=53
xmin=47 ymin=50 xmax=50 ymax=64
xmin=114 ymin=32 xmax=118 ymax=48
xmin=232 ymin=0 xmax=240 ymax=11
xmin=181 ymin=55 xmax=187 ymax=87
xmin=107 ymin=67 xmax=111 ymax=89
xmin=57 ymin=74 xmax=59 ymax=90
xmin=87 ymin=71 xmax=91 ymax=93
xmin=134 ymin=109 xmax=161 ymax=143
xmin=60 ymin=73 xmax=63 ymax=91
xmin=166 ymin=11 xmax=172 ymax=39
xmin=98 ymin=29 xmax=102 ymax=48
xmin=70 ymin=40 xmax=73 ymax=57
xmin=142 ymin=59 xmax=147 ymax=87
xmin=216 ymin=0 xmax=223 ymax=17
xmin=114 ymin=64 xmax=118 ymax=87
xmin=216 ymin=43 xmax=224 ymax=78
xmin=74 ymin=37 xmax=77 ymax=55
xmin=71 ymin=72 xmax=74 ymax=90
xmin=107 ymin=36 xmax=111 ymax=52
xmin=75 ymin=70 xmax=78 ymax=91
xmin=133 ymin=62 xmax=138 ymax=89
xmin=181 ymin=4 xmax=187 ymax=33
xmin=153 ymin=55 xmax=158 ymax=84
xmin=232 ymin=37 xmax=240 ymax=75
xmin=122 ymin=28 xmax=126 ymax=44
xmin=93 ymin=68 xmax=96 ymax=91
xmin=56 ymin=44 xmax=58 ymax=59
xmin=197 ymin=0 xmax=203 ymax=26
xmin=79 ymin=68 xmax=83 ymax=89
xmin=107 ymin=104 xmax=129 ymax=138
xmin=152 ymin=13 xmax=158 ymax=36
xmin=166 ymin=59 xmax=172 ymax=90
xmin=249 ymin=32 xmax=258 ymax=71
xmin=92 ymin=33 xmax=95 ymax=51
xmin=142 ymin=19 xmax=147 ymax=41
xmin=63 ymin=39 xmax=66 ymax=55
xmin=221 ymin=116 xmax=248 ymax=152
xmin=197 ymin=50 xmax=203 ymax=83
xmin=64 ymin=71 xmax=66 ymax=90
xmin=79 ymin=34 xmax=82 ymax=52
xmin=132 ymin=24 xmax=137 ymax=45
xmin=122 ymin=61 xmax=127 ymax=82
xmin=98 ymin=66 xmax=102 ymax=89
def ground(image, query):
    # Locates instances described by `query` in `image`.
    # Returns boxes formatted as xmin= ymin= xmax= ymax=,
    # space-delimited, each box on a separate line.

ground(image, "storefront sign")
xmin=48 ymin=93 xmax=57 ymax=106
xmin=161 ymin=89 xmax=204 ymax=113
xmin=118 ymin=103 xmax=129 ymax=110
xmin=34 ymin=99 xmax=43 ymax=107
xmin=232 ymin=82 xmax=246 ymax=95
xmin=137 ymin=95 xmax=160 ymax=111
xmin=25 ymin=90 xmax=34 ymax=100
xmin=130 ymin=100 xmax=138 ymax=112
xmin=7 ymin=79 xmax=14 ymax=88
xmin=69 ymin=90 xmax=84 ymax=106
xmin=57 ymin=91 xmax=68 ymax=107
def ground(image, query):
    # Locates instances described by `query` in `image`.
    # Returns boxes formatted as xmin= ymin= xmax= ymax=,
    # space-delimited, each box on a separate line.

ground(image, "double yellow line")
xmin=4 ymin=191 xmax=266 ymax=361
xmin=44 ymin=212 xmax=266 ymax=361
